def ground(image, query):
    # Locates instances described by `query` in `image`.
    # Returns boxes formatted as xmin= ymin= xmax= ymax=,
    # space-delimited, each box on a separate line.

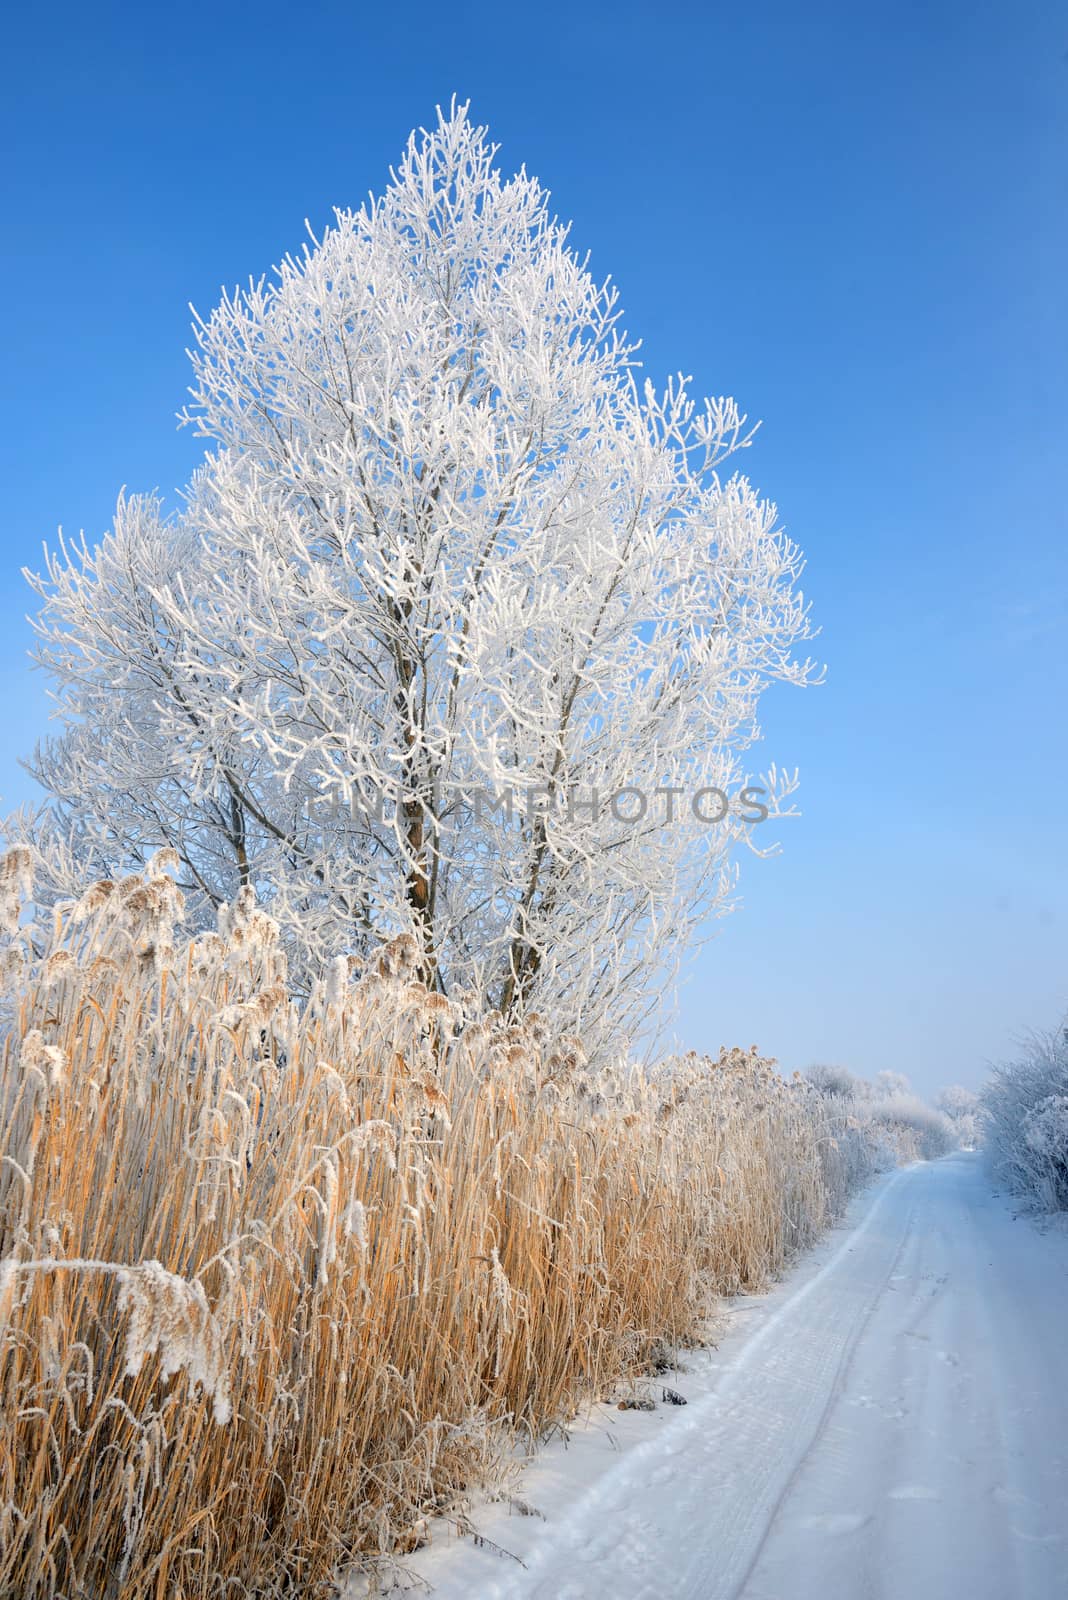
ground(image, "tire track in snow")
xmin=496 ymin=1167 xmax=914 ymax=1600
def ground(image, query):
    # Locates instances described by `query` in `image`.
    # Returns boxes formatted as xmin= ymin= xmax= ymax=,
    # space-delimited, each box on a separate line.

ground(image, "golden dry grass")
xmin=0 ymin=850 xmax=870 ymax=1597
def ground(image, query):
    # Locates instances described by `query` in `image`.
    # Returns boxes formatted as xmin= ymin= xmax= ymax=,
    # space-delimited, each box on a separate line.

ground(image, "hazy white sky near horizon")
xmin=1 ymin=0 xmax=1064 ymax=1095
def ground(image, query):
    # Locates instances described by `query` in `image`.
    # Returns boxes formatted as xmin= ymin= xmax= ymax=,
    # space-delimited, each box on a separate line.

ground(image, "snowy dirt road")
xmin=386 ymin=1154 xmax=1068 ymax=1600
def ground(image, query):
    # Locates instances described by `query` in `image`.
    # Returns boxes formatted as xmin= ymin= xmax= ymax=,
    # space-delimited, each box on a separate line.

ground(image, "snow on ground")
xmin=354 ymin=1153 xmax=1068 ymax=1599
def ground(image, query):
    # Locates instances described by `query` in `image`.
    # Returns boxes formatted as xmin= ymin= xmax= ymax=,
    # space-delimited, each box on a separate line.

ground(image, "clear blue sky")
xmin=2 ymin=0 xmax=1065 ymax=1092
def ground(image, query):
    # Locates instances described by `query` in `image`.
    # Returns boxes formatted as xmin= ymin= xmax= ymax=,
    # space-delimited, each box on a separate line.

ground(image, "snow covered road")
xmin=391 ymin=1154 xmax=1068 ymax=1600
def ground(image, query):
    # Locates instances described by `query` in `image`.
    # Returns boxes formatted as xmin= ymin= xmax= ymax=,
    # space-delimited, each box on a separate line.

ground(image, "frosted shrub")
xmin=983 ymin=1032 xmax=1068 ymax=1211
xmin=803 ymin=1067 xmax=955 ymax=1174
xmin=803 ymin=1063 xmax=859 ymax=1101
xmin=865 ymin=1095 xmax=955 ymax=1161
xmin=1023 ymin=1094 xmax=1068 ymax=1152
xmin=936 ymin=1084 xmax=981 ymax=1149
xmin=1022 ymin=1097 xmax=1068 ymax=1209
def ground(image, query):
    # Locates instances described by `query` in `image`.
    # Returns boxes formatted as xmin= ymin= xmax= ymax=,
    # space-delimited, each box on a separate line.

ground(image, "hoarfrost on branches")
xmin=983 ymin=1029 xmax=1068 ymax=1212
xmin=19 ymin=103 xmax=817 ymax=1056
xmin=1024 ymin=1095 xmax=1068 ymax=1158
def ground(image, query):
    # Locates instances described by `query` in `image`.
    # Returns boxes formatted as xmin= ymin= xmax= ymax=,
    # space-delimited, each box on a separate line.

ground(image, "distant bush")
xmin=874 ymin=1070 xmax=913 ymax=1099
xmin=803 ymin=1066 xmax=955 ymax=1163
xmin=982 ymin=1029 xmax=1068 ymax=1211
xmin=803 ymin=1063 xmax=860 ymax=1101
xmin=866 ymin=1094 xmax=956 ymax=1161
xmin=936 ymin=1084 xmax=980 ymax=1149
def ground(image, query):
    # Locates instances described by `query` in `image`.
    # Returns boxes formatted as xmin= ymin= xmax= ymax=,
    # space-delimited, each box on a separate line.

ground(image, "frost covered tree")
xmin=936 ymin=1084 xmax=980 ymax=1148
xmin=21 ymin=104 xmax=817 ymax=1052
xmin=803 ymin=1064 xmax=860 ymax=1101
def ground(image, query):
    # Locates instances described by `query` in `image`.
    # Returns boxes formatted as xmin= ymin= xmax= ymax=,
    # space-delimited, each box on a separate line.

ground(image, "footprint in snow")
xmin=796 ymin=1512 xmax=871 ymax=1535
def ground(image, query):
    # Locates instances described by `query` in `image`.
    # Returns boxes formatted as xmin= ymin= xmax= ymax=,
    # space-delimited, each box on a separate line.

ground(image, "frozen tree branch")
xmin=18 ymin=102 xmax=818 ymax=1057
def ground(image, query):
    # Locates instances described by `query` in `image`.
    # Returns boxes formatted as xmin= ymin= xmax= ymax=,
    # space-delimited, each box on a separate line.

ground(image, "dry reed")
xmin=0 ymin=851 xmax=875 ymax=1597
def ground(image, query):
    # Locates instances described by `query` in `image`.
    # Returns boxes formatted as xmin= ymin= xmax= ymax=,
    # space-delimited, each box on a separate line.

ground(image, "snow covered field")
xmin=376 ymin=1154 xmax=1068 ymax=1599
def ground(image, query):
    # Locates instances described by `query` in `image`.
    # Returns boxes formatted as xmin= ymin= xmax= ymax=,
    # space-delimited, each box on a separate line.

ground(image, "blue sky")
xmin=1 ymin=0 xmax=1065 ymax=1091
